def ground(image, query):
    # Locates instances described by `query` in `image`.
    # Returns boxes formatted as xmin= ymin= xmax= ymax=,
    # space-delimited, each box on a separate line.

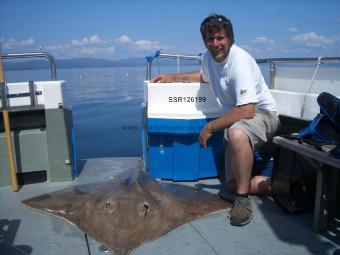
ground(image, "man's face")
xmin=204 ymin=29 xmax=231 ymax=63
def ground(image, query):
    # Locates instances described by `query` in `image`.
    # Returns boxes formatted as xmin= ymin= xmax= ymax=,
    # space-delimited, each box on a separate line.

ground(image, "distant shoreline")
xmin=3 ymin=57 xmax=201 ymax=71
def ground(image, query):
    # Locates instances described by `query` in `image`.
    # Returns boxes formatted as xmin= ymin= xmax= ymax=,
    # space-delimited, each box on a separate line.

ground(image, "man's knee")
xmin=227 ymin=128 xmax=244 ymax=140
xmin=227 ymin=128 xmax=249 ymax=144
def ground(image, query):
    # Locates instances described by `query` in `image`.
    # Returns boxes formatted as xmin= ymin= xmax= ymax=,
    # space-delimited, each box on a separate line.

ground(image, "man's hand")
xmin=199 ymin=125 xmax=213 ymax=148
xmin=150 ymin=74 xmax=176 ymax=83
xmin=150 ymin=71 xmax=202 ymax=83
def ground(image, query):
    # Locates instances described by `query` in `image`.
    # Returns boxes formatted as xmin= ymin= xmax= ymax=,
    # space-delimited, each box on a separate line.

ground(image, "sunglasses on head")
xmin=202 ymin=15 xmax=228 ymax=25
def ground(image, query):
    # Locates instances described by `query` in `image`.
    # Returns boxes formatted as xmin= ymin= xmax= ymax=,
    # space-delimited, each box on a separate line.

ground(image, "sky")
xmin=1 ymin=0 xmax=340 ymax=60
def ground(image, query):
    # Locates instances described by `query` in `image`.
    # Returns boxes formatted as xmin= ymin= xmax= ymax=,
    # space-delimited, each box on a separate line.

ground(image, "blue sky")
xmin=1 ymin=0 xmax=340 ymax=60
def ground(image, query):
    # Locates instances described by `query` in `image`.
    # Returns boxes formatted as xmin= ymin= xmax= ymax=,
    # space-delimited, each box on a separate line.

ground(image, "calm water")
xmin=4 ymin=65 xmax=199 ymax=159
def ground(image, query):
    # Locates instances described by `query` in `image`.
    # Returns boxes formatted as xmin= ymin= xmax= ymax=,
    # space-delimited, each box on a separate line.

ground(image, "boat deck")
xmin=1 ymin=157 xmax=339 ymax=255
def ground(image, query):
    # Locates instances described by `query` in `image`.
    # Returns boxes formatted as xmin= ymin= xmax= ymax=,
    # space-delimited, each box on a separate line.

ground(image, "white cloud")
xmin=240 ymin=30 xmax=340 ymax=58
xmin=116 ymin=35 xmax=132 ymax=44
xmin=89 ymin=35 xmax=101 ymax=44
xmin=64 ymin=35 xmax=161 ymax=58
xmin=1 ymin=34 xmax=168 ymax=59
xmin=252 ymin=36 xmax=275 ymax=45
xmin=108 ymin=46 xmax=115 ymax=53
xmin=45 ymin=43 xmax=71 ymax=50
xmin=3 ymin=38 xmax=16 ymax=49
xmin=21 ymin=38 xmax=35 ymax=46
xmin=291 ymin=32 xmax=334 ymax=48
xmin=115 ymin=35 xmax=160 ymax=51
xmin=71 ymin=40 xmax=81 ymax=46
xmin=288 ymin=27 xmax=299 ymax=33
xmin=135 ymin=39 xmax=160 ymax=50
xmin=2 ymin=37 xmax=35 ymax=49
xmin=71 ymin=35 xmax=103 ymax=46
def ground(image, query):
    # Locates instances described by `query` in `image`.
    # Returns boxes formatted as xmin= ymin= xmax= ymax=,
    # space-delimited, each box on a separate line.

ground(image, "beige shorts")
xmin=224 ymin=108 xmax=280 ymax=182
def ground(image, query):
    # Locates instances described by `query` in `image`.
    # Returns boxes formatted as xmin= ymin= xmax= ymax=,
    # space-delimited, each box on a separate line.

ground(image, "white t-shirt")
xmin=201 ymin=44 xmax=277 ymax=113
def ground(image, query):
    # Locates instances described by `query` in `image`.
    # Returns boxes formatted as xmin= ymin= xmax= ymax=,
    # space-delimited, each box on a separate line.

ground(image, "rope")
xmin=300 ymin=57 xmax=323 ymax=119
xmin=84 ymin=233 xmax=91 ymax=255
xmin=145 ymin=50 xmax=161 ymax=76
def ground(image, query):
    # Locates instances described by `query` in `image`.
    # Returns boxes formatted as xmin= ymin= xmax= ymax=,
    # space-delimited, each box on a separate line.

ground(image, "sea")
xmin=4 ymin=64 xmax=201 ymax=159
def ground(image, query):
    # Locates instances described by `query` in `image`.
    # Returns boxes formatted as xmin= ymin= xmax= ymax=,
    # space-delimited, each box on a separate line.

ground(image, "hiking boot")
xmin=229 ymin=195 xmax=253 ymax=226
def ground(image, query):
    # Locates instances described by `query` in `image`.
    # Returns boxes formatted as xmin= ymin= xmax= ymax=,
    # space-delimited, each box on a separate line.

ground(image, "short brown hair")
xmin=200 ymin=14 xmax=234 ymax=45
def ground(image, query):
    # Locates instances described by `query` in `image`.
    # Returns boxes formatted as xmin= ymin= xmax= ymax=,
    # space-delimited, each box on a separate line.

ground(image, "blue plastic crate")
xmin=145 ymin=118 xmax=223 ymax=181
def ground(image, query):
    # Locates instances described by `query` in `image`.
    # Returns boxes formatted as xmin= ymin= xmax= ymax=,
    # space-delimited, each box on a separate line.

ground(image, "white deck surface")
xmin=1 ymin=157 xmax=339 ymax=255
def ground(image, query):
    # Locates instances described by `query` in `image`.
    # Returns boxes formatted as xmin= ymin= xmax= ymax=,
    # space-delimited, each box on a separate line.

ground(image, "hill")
xmin=3 ymin=56 xmax=200 ymax=70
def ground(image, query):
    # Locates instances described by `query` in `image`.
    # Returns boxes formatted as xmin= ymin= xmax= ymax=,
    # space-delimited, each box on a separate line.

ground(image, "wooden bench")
xmin=273 ymin=136 xmax=340 ymax=232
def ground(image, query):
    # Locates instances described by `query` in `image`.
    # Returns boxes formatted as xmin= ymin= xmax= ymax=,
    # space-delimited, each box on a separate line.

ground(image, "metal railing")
xmin=256 ymin=57 xmax=340 ymax=89
xmin=2 ymin=52 xmax=57 ymax=80
xmin=145 ymin=52 xmax=202 ymax=80
xmin=145 ymin=52 xmax=340 ymax=87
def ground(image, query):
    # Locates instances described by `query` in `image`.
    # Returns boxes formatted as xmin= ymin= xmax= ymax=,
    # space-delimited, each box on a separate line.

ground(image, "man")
xmin=151 ymin=14 xmax=279 ymax=226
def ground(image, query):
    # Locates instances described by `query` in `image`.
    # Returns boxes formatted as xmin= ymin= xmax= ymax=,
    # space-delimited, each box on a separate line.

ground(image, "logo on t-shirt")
xmin=240 ymin=89 xmax=247 ymax=94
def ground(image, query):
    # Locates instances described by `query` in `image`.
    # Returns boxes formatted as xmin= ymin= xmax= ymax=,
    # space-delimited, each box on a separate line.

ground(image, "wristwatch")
xmin=182 ymin=75 xmax=190 ymax=83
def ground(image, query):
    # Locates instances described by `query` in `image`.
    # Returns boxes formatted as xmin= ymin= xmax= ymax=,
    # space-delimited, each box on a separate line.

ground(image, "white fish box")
xmin=143 ymin=81 xmax=224 ymax=181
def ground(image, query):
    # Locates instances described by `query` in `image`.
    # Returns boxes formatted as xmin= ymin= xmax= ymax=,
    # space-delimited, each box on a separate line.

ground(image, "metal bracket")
xmin=0 ymin=81 xmax=8 ymax=109
xmin=29 ymin=80 xmax=37 ymax=107
xmin=1 ymin=81 xmax=42 ymax=109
